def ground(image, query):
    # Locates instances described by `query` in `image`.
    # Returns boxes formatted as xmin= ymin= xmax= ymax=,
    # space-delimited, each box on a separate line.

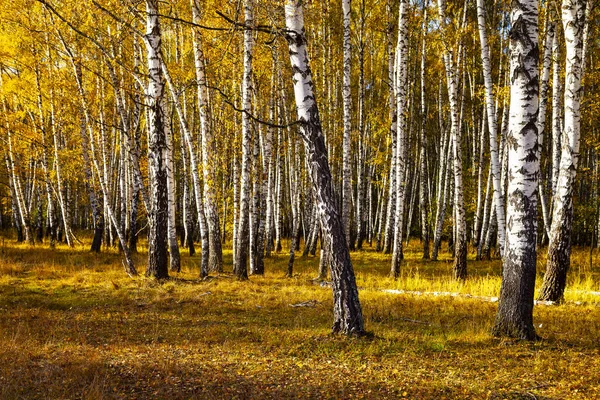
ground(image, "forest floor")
xmin=1 ymin=236 xmax=600 ymax=399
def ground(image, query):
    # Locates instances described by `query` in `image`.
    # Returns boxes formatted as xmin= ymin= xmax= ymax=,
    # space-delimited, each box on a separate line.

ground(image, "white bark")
xmin=438 ymin=0 xmax=467 ymax=278
xmin=342 ymin=0 xmax=353 ymax=247
xmin=390 ymin=0 xmax=409 ymax=278
xmin=540 ymin=0 xmax=586 ymax=302
xmin=551 ymin=29 xmax=562 ymax=197
xmin=145 ymin=0 xmax=169 ymax=279
xmin=476 ymin=0 xmax=506 ymax=256
xmin=191 ymin=0 xmax=223 ymax=273
xmin=164 ymin=106 xmax=181 ymax=272
xmin=234 ymin=0 xmax=254 ymax=280
xmin=537 ymin=16 xmax=555 ymax=239
xmin=493 ymin=0 xmax=540 ymax=340
xmin=284 ymin=0 xmax=364 ymax=335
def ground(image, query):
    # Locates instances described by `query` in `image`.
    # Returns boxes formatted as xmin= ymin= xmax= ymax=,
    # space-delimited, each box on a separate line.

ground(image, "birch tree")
xmin=476 ymin=0 xmax=506 ymax=256
xmin=192 ymin=0 xmax=223 ymax=273
xmin=390 ymin=0 xmax=409 ymax=278
xmin=438 ymin=0 xmax=467 ymax=279
xmin=539 ymin=0 xmax=587 ymax=302
xmin=284 ymin=0 xmax=364 ymax=336
xmin=492 ymin=0 xmax=540 ymax=340
xmin=342 ymin=0 xmax=353 ymax=248
xmin=233 ymin=0 xmax=254 ymax=280
xmin=145 ymin=0 xmax=169 ymax=279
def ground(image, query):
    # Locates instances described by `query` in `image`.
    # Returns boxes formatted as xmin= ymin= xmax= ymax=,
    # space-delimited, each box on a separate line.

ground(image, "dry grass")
xmin=1 ymin=235 xmax=600 ymax=399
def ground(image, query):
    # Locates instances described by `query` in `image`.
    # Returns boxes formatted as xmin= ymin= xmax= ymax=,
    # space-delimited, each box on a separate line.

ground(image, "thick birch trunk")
xmin=492 ymin=0 xmax=540 ymax=340
xmin=285 ymin=0 xmax=364 ymax=336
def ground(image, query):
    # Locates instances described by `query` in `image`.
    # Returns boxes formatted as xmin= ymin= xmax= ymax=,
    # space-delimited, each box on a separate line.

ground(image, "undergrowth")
xmin=1 ymin=235 xmax=599 ymax=399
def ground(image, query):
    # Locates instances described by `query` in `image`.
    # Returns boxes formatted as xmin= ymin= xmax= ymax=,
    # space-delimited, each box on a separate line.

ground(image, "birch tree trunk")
xmin=438 ymin=0 xmax=467 ymax=279
xmin=161 ymin=50 xmax=209 ymax=273
xmin=382 ymin=4 xmax=397 ymax=255
xmin=191 ymin=0 xmax=223 ymax=273
xmin=537 ymin=16 xmax=555 ymax=240
xmin=539 ymin=0 xmax=586 ymax=302
xmin=145 ymin=0 xmax=169 ymax=279
xmin=4 ymin=154 xmax=23 ymax=242
xmin=432 ymin=88 xmax=451 ymax=261
xmin=476 ymin=0 xmax=507 ymax=256
xmin=233 ymin=0 xmax=254 ymax=280
xmin=551 ymin=29 xmax=562 ymax=197
xmin=285 ymin=0 xmax=364 ymax=336
xmin=4 ymin=125 xmax=34 ymax=245
xmin=342 ymin=0 xmax=353 ymax=248
xmin=419 ymin=4 xmax=430 ymax=259
xmin=164 ymin=106 xmax=181 ymax=272
xmin=390 ymin=0 xmax=409 ymax=278
xmin=34 ymin=67 xmax=56 ymax=247
xmin=492 ymin=0 xmax=540 ymax=340
xmin=49 ymin=83 xmax=72 ymax=248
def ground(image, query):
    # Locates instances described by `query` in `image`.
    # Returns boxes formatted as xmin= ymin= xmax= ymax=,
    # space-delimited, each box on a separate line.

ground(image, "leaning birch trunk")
xmin=477 ymin=165 xmax=493 ymax=260
xmin=432 ymin=89 xmax=450 ymax=261
xmin=145 ymin=0 xmax=169 ymax=279
xmin=64 ymin=52 xmax=136 ymax=274
xmin=5 ymin=126 xmax=33 ymax=245
xmin=161 ymin=55 xmax=208 ymax=274
xmin=285 ymin=0 xmax=364 ymax=336
xmin=390 ymin=0 xmax=409 ymax=278
xmin=473 ymin=109 xmax=486 ymax=246
xmin=191 ymin=0 xmax=223 ymax=273
xmin=492 ymin=0 xmax=540 ymax=340
xmin=341 ymin=0 xmax=353 ymax=248
xmin=476 ymin=0 xmax=506 ymax=256
xmin=539 ymin=0 xmax=586 ymax=302
xmin=233 ymin=0 xmax=254 ymax=280
xmin=5 ymin=154 xmax=23 ymax=242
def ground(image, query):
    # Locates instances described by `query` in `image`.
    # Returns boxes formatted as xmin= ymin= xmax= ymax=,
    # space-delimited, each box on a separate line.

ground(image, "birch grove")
xmin=0 ymin=0 xmax=599 ymax=340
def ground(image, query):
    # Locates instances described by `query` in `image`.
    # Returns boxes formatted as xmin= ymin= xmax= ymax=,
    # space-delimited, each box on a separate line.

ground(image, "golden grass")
xmin=1 ymin=236 xmax=600 ymax=399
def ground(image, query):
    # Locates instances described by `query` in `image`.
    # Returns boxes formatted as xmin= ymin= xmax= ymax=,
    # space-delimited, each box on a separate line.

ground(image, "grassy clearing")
xmin=1 ymin=236 xmax=600 ymax=399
